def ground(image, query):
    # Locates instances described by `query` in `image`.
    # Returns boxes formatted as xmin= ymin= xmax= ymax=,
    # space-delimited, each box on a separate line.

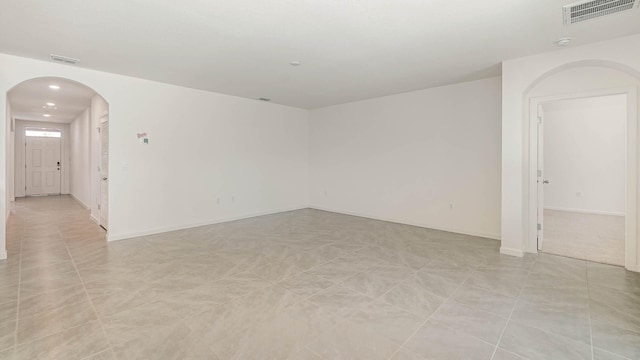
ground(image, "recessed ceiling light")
xmin=290 ymin=61 xmax=301 ymax=66
xmin=43 ymin=114 xmax=51 ymax=117
xmin=49 ymin=85 xmax=60 ymax=90
xmin=46 ymin=102 xmax=56 ymax=106
xmin=555 ymin=37 xmax=572 ymax=47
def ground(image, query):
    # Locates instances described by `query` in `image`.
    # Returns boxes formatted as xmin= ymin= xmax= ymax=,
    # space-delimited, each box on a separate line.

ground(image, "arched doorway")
xmin=5 ymin=77 xmax=110 ymax=259
xmin=522 ymin=64 xmax=640 ymax=270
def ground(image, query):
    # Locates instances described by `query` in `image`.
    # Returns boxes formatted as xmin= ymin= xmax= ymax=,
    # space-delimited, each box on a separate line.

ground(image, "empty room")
xmin=0 ymin=1 xmax=640 ymax=359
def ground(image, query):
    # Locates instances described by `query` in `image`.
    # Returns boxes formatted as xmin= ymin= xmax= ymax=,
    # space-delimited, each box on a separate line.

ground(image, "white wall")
xmin=543 ymin=95 xmax=626 ymax=216
xmin=14 ymin=120 xmax=71 ymax=197
xmin=90 ymin=95 xmax=108 ymax=223
xmin=0 ymin=53 xmax=309 ymax=256
xmin=501 ymin=32 xmax=640 ymax=271
xmin=309 ymin=77 xmax=502 ymax=239
xmin=70 ymin=108 xmax=91 ymax=207
xmin=4 ymin=99 xmax=12 ymax=231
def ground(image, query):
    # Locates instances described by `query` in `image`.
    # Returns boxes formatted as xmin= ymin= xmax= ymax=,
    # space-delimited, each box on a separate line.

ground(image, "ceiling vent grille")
xmin=563 ymin=0 xmax=639 ymax=24
xmin=50 ymin=54 xmax=80 ymax=65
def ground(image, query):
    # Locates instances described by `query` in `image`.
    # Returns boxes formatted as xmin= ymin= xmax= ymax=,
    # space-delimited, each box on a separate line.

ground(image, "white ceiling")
xmin=1 ymin=0 xmax=639 ymax=109
xmin=8 ymin=77 xmax=95 ymax=123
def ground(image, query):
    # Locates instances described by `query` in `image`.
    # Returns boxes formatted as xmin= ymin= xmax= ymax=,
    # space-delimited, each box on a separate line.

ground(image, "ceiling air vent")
xmin=50 ymin=54 xmax=80 ymax=65
xmin=564 ymin=0 xmax=639 ymax=24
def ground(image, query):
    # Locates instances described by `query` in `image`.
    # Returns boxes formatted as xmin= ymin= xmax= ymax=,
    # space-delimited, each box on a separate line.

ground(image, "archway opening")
xmin=5 ymin=76 xmax=110 ymax=260
xmin=522 ymin=64 xmax=640 ymax=270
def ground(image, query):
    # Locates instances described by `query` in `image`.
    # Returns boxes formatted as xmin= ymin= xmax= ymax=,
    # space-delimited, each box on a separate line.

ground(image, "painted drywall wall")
xmin=309 ymin=76 xmax=502 ymax=239
xmin=543 ymin=95 xmax=626 ymax=216
xmin=70 ymin=108 xmax=91 ymax=207
xmin=14 ymin=120 xmax=70 ymax=197
xmin=501 ymin=32 xmax=640 ymax=271
xmin=90 ymin=95 xmax=108 ymax=223
xmin=7 ymin=103 xmax=13 ymax=201
xmin=0 ymin=53 xmax=309 ymax=257
xmin=5 ymin=100 xmax=12 ymax=231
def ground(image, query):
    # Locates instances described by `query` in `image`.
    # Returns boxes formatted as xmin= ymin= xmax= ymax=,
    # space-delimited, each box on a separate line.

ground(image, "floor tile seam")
xmin=18 ymin=259 xmax=75 ymax=273
xmin=78 ymin=347 xmax=115 ymax=360
xmin=446 ymin=298 xmax=511 ymax=321
xmin=11 ymin=319 xmax=103 ymax=351
xmin=335 ymin=266 xmax=418 ymax=292
xmin=592 ymin=346 xmax=634 ymax=360
xmin=16 ymin=294 xmax=93 ymax=322
xmin=505 ymin=313 xmax=594 ymax=346
xmin=11 ymin=219 xmax=25 ymax=358
xmin=586 ymin=265 xmax=595 ymax=360
xmin=303 ymin=344 xmax=328 ymax=360
xmin=514 ymin=296 xmax=591 ymax=314
xmin=60 ymin=227 xmax=115 ymax=357
xmin=385 ymin=254 xmax=489 ymax=360
xmin=492 ymin=347 xmax=528 ymax=360
xmin=340 ymin=267 xmax=421 ymax=304
xmin=278 ymin=281 xmax=336 ymax=302
xmin=489 ymin=257 xmax=535 ymax=360
xmin=14 ymin=299 xmax=99 ymax=346
xmin=19 ymin=266 xmax=79 ymax=281
xmin=304 ymin=285 xmax=378 ymax=318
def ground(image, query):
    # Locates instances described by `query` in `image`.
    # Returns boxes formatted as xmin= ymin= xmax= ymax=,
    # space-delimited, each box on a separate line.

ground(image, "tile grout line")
xmin=386 ymin=254 xmax=491 ymax=360
xmin=58 ymin=224 xmax=116 ymax=357
xmin=488 ymin=258 xmax=537 ymax=360
xmin=585 ymin=264 xmax=595 ymax=360
xmin=11 ymin=213 xmax=25 ymax=357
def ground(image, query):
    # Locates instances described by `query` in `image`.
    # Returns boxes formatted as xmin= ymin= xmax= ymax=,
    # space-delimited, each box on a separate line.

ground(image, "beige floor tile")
xmin=16 ymin=300 xmax=97 ymax=345
xmin=307 ymin=284 xmax=376 ymax=318
xmin=0 ymin=321 xmax=15 ymax=352
xmin=381 ymin=274 xmax=445 ymax=318
xmin=402 ymin=322 xmax=495 ymax=360
xmin=543 ymin=210 xmax=624 ymax=266
xmin=0 ymin=302 xmax=17 ymax=325
xmin=3 ymin=196 xmax=640 ymax=358
xmin=14 ymin=321 xmax=109 ymax=360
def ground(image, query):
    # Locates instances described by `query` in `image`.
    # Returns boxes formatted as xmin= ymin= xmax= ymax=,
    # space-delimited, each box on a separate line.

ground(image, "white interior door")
xmin=537 ymin=105 xmax=545 ymax=251
xmin=100 ymin=120 xmax=109 ymax=229
xmin=26 ymin=135 xmax=61 ymax=196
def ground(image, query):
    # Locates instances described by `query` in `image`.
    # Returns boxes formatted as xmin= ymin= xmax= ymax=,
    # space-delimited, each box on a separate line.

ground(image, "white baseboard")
xmin=107 ymin=206 xmax=307 ymax=242
xmin=69 ymin=193 xmax=89 ymax=209
xmin=500 ymin=246 xmax=525 ymax=258
xmin=309 ymin=205 xmax=501 ymax=240
xmin=89 ymin=214 xmax=100 ymax=225
xmin=0 ymin=250 xmax=7 ymax=260
xmin=544 ymin=207 xmax=624 ymax=217
xmin=626 ymin=263 xmax=640 ymax=273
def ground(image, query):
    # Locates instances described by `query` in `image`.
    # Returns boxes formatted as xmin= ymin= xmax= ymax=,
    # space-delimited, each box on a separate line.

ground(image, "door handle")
xmin=543 ymin=180 xmax=550 ymax=184
xmin=102 ymin=177 xmax=108 ymax=181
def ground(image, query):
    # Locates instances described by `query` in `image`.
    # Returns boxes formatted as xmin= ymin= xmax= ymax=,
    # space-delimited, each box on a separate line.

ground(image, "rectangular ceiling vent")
xmin=563 ymin=0 xmax=639 ymax=24
xmin=50 ymin=54 xmax=80 ymax=65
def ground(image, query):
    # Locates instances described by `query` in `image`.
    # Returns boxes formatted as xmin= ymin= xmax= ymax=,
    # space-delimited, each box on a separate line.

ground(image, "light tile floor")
xmin=0 ymin=196 xmax=639 ymax=359
xmin=543 ymin=210 xmax=625 ymax=266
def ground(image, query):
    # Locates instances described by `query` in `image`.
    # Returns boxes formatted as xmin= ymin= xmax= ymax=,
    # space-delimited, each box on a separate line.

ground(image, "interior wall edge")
xmin=69 ymin=192 xmax=90 ymax=209
xmin=310 ymin=205 xmax=501 ymax=241
xmin=499 ymin=246 xmax=525 ymax=257
xmin=107 ymin=205 xmax=308 ymax=242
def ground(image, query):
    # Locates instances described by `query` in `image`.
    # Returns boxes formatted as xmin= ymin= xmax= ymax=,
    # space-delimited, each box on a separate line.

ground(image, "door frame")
xmin=98 ymin=115 xmax=108 ymax=231
xmin=536 ymin=105 xmax=545 ymax=251
xmin=24 ymin=127 xmax=63 ymax=196
xmin=528 ymin=86 xmax=638 ymax=271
